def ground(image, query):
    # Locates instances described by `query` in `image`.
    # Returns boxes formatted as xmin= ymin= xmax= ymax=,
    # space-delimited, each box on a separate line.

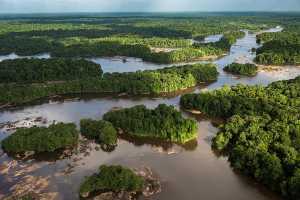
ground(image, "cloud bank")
xmin=0 ymin=0 xmax=300 ymax=13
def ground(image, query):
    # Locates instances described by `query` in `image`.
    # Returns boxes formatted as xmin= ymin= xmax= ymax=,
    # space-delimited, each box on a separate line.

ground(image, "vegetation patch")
xmin=79 ymin=119 xmax=117 ymax=144
xmin=1 ymin=123 xmax=79 ymax=153
xmin=78 ymin=165 xmax=145 ymax=197
xmin=103 ymin=104 xmax=198 ymax=143
xmin=223 ymin=62 xmax=259 ymax=74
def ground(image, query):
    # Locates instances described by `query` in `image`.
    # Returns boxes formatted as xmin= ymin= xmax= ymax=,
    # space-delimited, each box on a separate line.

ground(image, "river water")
xmin=0 ymin=28 xmax=298 ymax=200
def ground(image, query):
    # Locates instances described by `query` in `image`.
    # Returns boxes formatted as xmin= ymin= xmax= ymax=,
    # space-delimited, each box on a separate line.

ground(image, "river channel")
xmin=0 ymin=28 xmax=298 ymax=200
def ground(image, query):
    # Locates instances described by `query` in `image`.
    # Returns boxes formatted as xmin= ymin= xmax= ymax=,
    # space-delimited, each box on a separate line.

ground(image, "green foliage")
xmin=193 ymin=35 xmax=205 ymax=41
xmin=0 ymin=63 xmax=218 ymax=104
xmin=79 ymin=119 xmax=117 ymax=144
xmin=152 ymin=181 xmax=158 ymax=186
xmin=223 ymin=62 xmax=259 ymax=74
xmin=0 ymin=58 xmax=103 ymax=83
xmin=143 ymin=31 xmax=245 ymax=62
xmin=180 ymin=76 xmax=300 ymax=199
xmin=0 ymin=123 xmax=79 ymax=153
xmin=255 ymin=28 xmax=300 ymax=63
xmin=78 ymin=165 xmax=145 ymax=197
xmin=103 ymin=104 xmax=198 ymax=143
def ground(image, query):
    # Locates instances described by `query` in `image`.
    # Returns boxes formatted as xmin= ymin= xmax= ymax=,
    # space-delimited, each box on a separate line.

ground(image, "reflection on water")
xmin=0 ymin=29 xmax=294 ymax=200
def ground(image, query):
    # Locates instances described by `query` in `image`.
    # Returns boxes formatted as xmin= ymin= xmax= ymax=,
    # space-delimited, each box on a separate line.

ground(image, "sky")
xmin=0 ymin=0 xmax=300 ymax=13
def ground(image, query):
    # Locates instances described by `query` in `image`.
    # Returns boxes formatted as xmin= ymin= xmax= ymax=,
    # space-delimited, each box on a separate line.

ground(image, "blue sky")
xmin=0 ymin=0 xmax=300 ymax=13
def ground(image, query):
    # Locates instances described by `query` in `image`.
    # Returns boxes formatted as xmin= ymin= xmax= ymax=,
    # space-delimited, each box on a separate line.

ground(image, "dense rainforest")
xmin=223 ymin=62 xmax=259 ymax=74
xmin=0 ymin=58 xmax=103 ymax=83
xmin=0 ymin=123 xmax=79 ymax=153
xmin=2 ymin=12 xmax=300 ymax=58
xmin=102 ymin=104 xmax=198 ymax=143
xmin=255 ymin=28 xmax=300 ymax=63
xmin=179 ymin=76 xmax=300 ymax=199
xmin=0 ymin=63 xmax=218 ymax=104
xmin=78 ymin=165 xmax=145 ymax=197
xmin=80 ymin=119 xmax=117 ymax=144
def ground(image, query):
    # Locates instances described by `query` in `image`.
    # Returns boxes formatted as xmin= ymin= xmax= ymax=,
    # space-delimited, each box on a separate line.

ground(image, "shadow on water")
xmin=119 ymin=132 xmax=198 ymax=152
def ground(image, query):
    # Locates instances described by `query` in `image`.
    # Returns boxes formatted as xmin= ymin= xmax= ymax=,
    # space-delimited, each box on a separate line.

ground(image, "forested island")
xmin=0 ymin=63 xmax=218 ymax=104
xmin=180 ymin=76 xmax=300 ymax=199
xmin=78 ymin=165 xmax=145 ymax=197
xmin=255 ymin=28 xmax=300 ymax=63
xmin=0 ymin=58 xmax=103 ymax=83
xmin=223 ymin=62 xmax=259 ymax=74
xmin=103 ymin=104 xmax=198 ymax=143
xmin=143 ymin=31 xmax=246 ymax=62
xmin=0 ymin=123 xmax=79 ymax=153
xmin=80 ymin=119 xmax=117 ymax=144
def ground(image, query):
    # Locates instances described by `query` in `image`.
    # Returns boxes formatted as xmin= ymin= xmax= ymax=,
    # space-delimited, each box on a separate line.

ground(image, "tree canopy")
xmin=1 ymin=122 xmax=79 ymax=153
xmin=180 ymin=76 xmax=300 ymax=199
xmin=103 ymin=104 xmax=198 ymax=143
xmin=78 ymin=165 xmax=145 ymax=197
xmin=80 ymin=119 xmax=117 ymax=144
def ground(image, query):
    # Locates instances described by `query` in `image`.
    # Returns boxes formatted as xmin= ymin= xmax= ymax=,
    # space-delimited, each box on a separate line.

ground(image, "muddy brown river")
xmin=0 ymin=28 xmax=298 ymax=200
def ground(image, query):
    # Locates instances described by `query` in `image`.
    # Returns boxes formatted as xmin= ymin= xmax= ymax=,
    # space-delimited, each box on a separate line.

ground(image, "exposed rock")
xmin=115 ymin=127 xmax=124 ymax=134
xmin=9 ymin=175 xmax=51 ymax=199
xmin=72 ymin=157 xmax=83 ymax=163
xmin=20 ymin=191 xmax=57 ymax=200
xmin=132 ymin=165 xmax=161 ymax=197
xmin=95 ymin=146 xmax=100 ymax=151
xmin=0 ymin=160 xmax=18 ymax=174
xmin=109 ymin=106 xmax=123 ymax=112
xmin=0 ymin=152 xmax=6 ymax=158
xmin=118 ymin=93 xmax=128 ymax=96
xmin=14 ymin=164 xmax=44 ymax=177
xmin=23 ymin=151 xmax=35 ymax=159
xmin=63 ymin=149 xmax=72 ymax=156
xmin=60 ymin=164 xmax=76 ymax=175
xmin=154 ymin=146 xmax=162 ymax=153
xmin=94 ymin=192 xmax=120 ymax=200
xmin=167 ymin=149 xmax=178 ymax=155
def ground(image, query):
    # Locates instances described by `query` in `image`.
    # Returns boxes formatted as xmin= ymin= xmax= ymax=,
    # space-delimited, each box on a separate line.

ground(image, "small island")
xmin=103 ymin=104 xmax=198 ymax=143
xmin=0 ymin=123 xmax=79 ymax=153
xmin=79 ymin=119 xmax=117 ymax=144
xmin=78 ymin=165 xmax=161 ymax=199
xmin=223 ymin=62 xmax=259 ymax=74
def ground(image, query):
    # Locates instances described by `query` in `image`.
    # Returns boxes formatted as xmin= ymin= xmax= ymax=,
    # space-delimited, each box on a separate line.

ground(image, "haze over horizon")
xmin=0 ymin=0 xmax=300 ymax=13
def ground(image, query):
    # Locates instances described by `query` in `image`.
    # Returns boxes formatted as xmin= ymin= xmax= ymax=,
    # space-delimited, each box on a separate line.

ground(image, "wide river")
xmin=0 ymin=28 xmax=298 ymax=200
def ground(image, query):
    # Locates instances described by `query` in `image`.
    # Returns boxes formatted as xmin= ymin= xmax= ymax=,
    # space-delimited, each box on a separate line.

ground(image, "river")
xmin=0 ymin=28 xmax=298 ymax=200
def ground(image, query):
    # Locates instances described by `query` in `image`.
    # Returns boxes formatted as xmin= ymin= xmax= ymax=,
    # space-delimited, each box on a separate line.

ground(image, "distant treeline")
xmin=0 ymin=58 xmax=103 ymax=83
xmin=0 ymin=12 xmax=281 ymax=56
xmin=223 ymin=62 xmax=259 ymax=74
xmin=255 ymin=28 xmax=300 ymax=63
xmin=0 ymin=63 xmax=218 ymax=104
xmin=103 ymin=104 xmax=198 ymax=143
xmin=1 ymin=123 xmax=79 ymax=153
xmin=180 ymin=76 xmax=300 ymax=199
